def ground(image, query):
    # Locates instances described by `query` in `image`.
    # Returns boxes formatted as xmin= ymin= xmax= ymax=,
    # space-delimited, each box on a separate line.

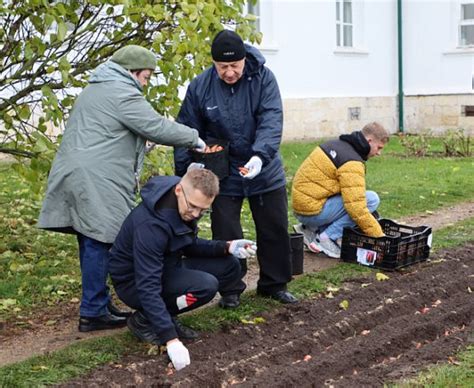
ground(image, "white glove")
xmin=241 ymin=156 xmax=263 ymax=179
xmin=195 ymin=137 xmax=207 ymax=152
xmin=167 ymin=340 xmax=190 ymax=371
xmin=187 ymin=162 xmax=205 ymax=172
xmin=228 ymin=239 xmax=257 ymax=259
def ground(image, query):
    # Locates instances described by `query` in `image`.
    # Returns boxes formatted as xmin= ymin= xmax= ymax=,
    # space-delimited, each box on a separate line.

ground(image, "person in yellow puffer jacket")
xmin=291 ymin=122 xmax=390 ymax=258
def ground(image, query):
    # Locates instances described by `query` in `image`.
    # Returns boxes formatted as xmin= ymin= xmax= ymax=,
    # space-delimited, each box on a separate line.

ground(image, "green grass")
xmin=394 ymin=346 xmax=474 ymax=388
xmin=0 ymin=163 xmax=79 ymax=319
xmin=431 ymin=217 xmax=474 ymax=251
xmin=0 ymin=217 xmax=472 ymax=386
xmin=281 ymin=137 xmax=474 ymax=220
xmin=180 ymin=262 xmax=371 ymax=331
xmin=1 ymin=136 xmax=474 ymax=320
xmin=0 ymin=332 xmax=141 ymax=387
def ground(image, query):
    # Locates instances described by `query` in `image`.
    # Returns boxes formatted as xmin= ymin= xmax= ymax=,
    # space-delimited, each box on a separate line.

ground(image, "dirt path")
xmin=62 ymin=243 xmax=474 ymax=387
xmin=0 ymin=201 xmax=473 ymax=368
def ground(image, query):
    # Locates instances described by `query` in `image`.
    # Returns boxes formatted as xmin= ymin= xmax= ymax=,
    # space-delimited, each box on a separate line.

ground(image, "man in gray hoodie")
xmin=38 ymin=45 xmax=206 ymax=332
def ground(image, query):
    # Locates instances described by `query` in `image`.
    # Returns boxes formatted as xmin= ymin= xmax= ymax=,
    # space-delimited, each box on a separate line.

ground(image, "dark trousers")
xmin=211 ymin=186 xmax=292 ymax=293
xmin=77 ymin=234 xmax=112 ymax=317
xmin=114 ymin=255 xmax=243 ymax=316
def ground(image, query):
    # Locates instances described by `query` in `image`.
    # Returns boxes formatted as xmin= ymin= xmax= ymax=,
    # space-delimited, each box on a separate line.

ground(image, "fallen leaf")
xmin=361 ymin=283 xmax=371 ymax=288
xmin=448 ymin=356 xmax=461 ymax=365
xmin=146 ymin=344 xmax=162 ymax=356
xmin=326 ymin=285 xmax=340 ymax=292
xmin=325 ymin=292 xmax=334 ymax=299
xmin=361 ymin=330 xmax=371 ymax=336
xmin=415 ymin=342 xmax=422 ymax=349
xmin=420 ymin=307 xmax=430 ymax=314
xmin=376 ymin=273 xmax=390 ymax=281
xmin=303 ymin=355 xmax=312 ymax=362
xmin=468 ymin=287 xmax=472 ymax=294
xmin=339 ymin=300 xmax=349 ymax=310
xmin=241 ymin=317 xmax=266 ymax=325
xmin=32 ymin=365 xmax=49 ymax=371
xmin=431 ymin=299 xmax=442 ymax=307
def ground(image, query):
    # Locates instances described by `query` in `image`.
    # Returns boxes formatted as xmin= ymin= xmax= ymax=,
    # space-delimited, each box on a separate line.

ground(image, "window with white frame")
xmin=336 ymin=0 xmax=353 ymax=47
xmin=247 ymin=1 xmax=261 ymax=33
xmin=460 ymin=3 xmax=474 ymax=46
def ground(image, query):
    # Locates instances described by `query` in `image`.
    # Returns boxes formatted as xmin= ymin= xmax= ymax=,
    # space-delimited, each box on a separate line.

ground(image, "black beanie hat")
xmin=211 ymin=30 xmax=246 ymax=62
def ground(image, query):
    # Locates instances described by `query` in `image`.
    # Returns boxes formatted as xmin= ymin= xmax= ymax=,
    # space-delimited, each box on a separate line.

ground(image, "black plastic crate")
xmin=341 ymin=219 xmax=432 ymax=270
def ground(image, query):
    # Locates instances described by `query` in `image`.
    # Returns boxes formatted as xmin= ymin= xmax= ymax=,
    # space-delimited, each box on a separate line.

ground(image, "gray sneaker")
xmin=318 ymin=238 xmax=341 ymax=259
xmin=293 ymin=223 xmax=318 ymax=250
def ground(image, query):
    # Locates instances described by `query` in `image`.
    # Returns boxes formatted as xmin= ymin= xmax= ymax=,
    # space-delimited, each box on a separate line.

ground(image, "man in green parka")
xmin=38 ymin=45 xmax=206 ymax=332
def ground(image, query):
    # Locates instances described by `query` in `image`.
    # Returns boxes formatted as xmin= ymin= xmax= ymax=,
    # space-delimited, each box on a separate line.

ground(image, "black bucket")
xmin=190 ymin=140 xmax=229 ymax=180
xmin=289 ymin=233 xmax=304 ymax=275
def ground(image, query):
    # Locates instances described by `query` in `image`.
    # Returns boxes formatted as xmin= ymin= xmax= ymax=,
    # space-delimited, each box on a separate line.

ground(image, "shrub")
xmin=442 ymin=129 xmax=471 ymax=157
xmin=399 ymin=130 xmax=431 ymax=157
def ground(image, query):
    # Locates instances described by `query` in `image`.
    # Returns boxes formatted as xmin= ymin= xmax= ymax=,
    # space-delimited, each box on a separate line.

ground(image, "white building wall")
xmin=254 ymin=0 xmax=474 ymax=138
xmin=403 ymin=0 xmax=474 ymax=95
xmin=259 ymin=0 xmax=397 ymax=98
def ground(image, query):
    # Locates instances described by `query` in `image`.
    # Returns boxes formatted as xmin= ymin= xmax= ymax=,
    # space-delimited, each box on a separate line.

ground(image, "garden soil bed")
xmin=62 ymin=243 xmax=473 ymax=387
xmin=1 ymin=202 xmax=473 ymax=368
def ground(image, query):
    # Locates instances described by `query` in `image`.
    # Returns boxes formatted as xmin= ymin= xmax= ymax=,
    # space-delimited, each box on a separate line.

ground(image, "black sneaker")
xmin=172 ymin=317 xmax=199 ymax=340
xmin=257 ymin=289 xmax=298 ymax=304
xmin=78 ymin=313 xmax=127 ymax=332
xmin=107 ymin=302 xmax=132 ymax=318
xmin=127 ymin=311 xmax=160 ymax=344
xmin=218 ymin=294 xmax=240 ymax=309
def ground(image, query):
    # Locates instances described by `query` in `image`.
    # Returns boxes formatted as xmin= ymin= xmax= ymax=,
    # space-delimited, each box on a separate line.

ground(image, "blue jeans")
xmin=77 ymin=234 xmax=112 ymax=317
xmin=295 ymin=191 xmax=380 ymax=241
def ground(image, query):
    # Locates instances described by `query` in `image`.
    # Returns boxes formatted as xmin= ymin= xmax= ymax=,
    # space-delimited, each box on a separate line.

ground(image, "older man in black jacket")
xmin=174 ymin=30 xmax=297 ymax=306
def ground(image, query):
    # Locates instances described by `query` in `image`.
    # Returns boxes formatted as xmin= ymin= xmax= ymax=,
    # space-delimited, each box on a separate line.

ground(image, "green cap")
xmin=110 ymin=45 xmax=156 ymax=71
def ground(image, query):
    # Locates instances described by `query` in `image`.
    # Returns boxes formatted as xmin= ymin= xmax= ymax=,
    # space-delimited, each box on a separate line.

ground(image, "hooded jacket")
xmin=109 ymin=176 xmax=227 ymax=344
xmin=38 ymin=61 xmax=199 ymax=243
xmin=292 ymin=131 xmax=384 ymax=237
xmin=174 ymin=45 xmax=286 ymax=197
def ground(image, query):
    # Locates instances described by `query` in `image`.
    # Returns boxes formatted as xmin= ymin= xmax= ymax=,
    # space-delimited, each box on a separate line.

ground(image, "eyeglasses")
xmin=180 ymin=184 xmax=212 ymax=216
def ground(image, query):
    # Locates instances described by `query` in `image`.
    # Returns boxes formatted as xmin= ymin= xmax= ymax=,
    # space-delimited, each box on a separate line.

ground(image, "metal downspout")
xmin=397 ymin=0 xmax=404 ymax=132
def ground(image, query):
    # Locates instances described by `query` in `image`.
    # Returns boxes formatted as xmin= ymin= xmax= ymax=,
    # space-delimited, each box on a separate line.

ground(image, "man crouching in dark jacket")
xmin=109 ymin=169 xmax=255 ymax=371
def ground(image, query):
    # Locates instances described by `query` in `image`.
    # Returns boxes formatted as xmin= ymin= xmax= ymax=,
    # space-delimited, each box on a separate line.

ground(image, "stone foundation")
xmin=282 ymin=94 xmax=474 ymax=140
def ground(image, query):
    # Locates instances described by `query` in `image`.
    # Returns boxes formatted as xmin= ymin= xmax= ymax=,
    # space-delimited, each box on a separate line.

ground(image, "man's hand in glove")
xmin=194 ymin=137 xmax=207 ymax=152
xmin=167 ymin=339 xmax=190 ymax=371
xmin=227 ymin=239 xmax=257 ymax=259
xmin=187 ymin=162 xmax=205 ymax=172
xmin=241 ymin=156 xmax=262 ymax=179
